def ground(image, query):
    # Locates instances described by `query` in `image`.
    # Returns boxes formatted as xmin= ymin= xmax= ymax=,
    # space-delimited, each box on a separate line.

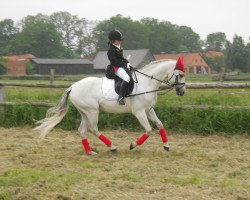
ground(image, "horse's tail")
xmin=34 ymin=86 xmax=72 ymax=139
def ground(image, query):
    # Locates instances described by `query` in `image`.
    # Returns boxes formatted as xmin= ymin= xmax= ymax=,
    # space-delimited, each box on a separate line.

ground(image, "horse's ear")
xmin=176 ymin=56 xmax=185 ymax=72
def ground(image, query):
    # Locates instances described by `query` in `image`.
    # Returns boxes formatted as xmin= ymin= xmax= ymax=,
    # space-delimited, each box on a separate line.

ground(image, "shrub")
xmin=0 ymin=63 xmax=7 ymax=75
xmin=26 ymin=61 xmax=36 ymax=75
xmin=0 ymin=104 xmax=249 ymax=135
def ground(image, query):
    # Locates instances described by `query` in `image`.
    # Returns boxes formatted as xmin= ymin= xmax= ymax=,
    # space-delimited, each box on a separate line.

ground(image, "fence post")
xmin=218 ymin=67 xmax=226 ymax=94
xmin=0 ymin=86 xmax=4 ymax=102
xmin=0 ymin=85 xmax=5 ymax=116
xmin=219 ymin=67 xmax=226 ymax=82
xmin=49 ymin=69 xmax=55 ymax=93
xmin=50 ymin=69 xmax=55 ymax=84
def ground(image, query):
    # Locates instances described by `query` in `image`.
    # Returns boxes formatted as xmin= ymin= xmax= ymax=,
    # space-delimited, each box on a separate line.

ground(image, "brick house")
xmin=205 ymin=51 xmax=224 ymax=58
xmin=154 ymin=53 xmax=211 ymax=75
xmin=4 ymin=54 xmax=35 ymax=76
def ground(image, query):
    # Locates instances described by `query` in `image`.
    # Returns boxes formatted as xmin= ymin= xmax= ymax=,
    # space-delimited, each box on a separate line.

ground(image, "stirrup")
xmin=118 ymin=96 xmax=125 ymax=105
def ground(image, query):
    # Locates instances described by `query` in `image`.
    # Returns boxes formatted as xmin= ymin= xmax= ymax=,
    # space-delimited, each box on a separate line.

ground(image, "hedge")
xmin=0 ymin=104 xmax=249 ymax=135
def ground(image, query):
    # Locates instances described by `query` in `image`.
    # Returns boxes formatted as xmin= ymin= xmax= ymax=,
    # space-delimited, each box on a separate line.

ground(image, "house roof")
xmin=31 ymin=58 xmax=93 ymax=65
xmin=4 ymin=54 xmax=35 ymax=62
xmin=154 ymin=53 xmax=209 ymax=68
xmin=93 ymin=49 xmax=153 ymax=69
xmin=205 ymin=51 xmax=224 ymax=58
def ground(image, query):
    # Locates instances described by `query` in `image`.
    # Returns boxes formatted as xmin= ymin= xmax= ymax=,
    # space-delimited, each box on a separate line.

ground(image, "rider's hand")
xmin=127 ymin=62 xmax=132 ymax=69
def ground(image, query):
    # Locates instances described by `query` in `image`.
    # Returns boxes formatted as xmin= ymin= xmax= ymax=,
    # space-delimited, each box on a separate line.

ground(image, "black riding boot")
xmin=118 ymin=81 xmax=129 ymax=105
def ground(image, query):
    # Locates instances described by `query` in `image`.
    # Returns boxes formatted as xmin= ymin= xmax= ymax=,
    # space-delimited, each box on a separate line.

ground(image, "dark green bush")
xmin=26 ymin=61 xmax=36 ymax=75
xmin=0 ymin=104 xmax=249 ymax=135
xmin=0 ymin=64 xmax=7 ymax=75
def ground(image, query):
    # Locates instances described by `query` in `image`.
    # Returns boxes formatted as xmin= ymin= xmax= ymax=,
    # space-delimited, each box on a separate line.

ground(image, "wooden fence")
xmin=0 ymin=82 xmax=250 ymax=109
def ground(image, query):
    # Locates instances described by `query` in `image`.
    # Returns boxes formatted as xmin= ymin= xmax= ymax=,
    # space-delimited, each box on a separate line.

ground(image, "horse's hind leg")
xmin=78 ymin=113 xmax=98 ymax=155
xmin=147 ymin=108 xmax=170 ymax=151
xmin=85 ymin=109 xmax=117 ymax=152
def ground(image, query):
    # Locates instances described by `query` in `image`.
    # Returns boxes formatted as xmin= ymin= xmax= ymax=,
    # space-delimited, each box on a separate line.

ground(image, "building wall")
xmin=36 ymin=64 xmax=94 ymax=75
xmin=137 ymin=52 xmax=155 ymax=69
xmin=4 ymin=54 xmax=35 ymax=76
xmin=7 ymin=61 xmax=26 ymax=76
xmin=154 ymin=53 xmax=211 ymax=75
xmin=94 ymin=69 xmax=105 ymax=74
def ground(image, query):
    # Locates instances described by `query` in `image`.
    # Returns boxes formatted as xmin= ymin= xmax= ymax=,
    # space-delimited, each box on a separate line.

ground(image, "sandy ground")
xmin=0 ymin=127 xmax=249 ymax=200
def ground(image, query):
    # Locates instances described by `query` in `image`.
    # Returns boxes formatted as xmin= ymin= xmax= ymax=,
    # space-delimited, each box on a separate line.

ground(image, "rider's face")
xmin=113 ymin=40 xmax=122 ymax=46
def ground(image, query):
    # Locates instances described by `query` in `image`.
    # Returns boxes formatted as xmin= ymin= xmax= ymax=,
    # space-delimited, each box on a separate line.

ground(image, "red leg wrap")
xmin=159 ymin=128 xmax=168 ymax=143
xmin=136 ymin=133 xmax=149 ymax=145
xmin=98 ymin=134 xmax=112 ymax=147
xmin=82 ymin=139 xmax=92 ymax=154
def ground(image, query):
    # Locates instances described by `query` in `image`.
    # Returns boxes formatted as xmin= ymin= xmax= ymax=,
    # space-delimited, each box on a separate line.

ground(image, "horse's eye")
xmin=179 ymin=71 xmax=185 ymax=77
xmin=180 ymin=74 xmax=184 ymax=78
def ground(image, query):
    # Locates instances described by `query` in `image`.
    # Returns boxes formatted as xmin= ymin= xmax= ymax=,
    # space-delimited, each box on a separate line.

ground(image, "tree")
xmin=93 ymin=15 xmax=149 ymax=51
xmin=0 ymin=19 xmax=18 ymax=55
xmin=75 ymin=20 xmax=97 ymax=57
xmin=19 ymin=13 xmax=50 ymax=28
xmin=50 ymin=12 xmax=81 ymax=49
xmin=176 ymin=26 xmax=201 ymax=52
xmin=206 ymin=32 xmax=226 ymax=51
xmin=226 ymin=35 xmax=248 ymax=72
xmin=50 ymin=12 xmax=96 ymax=57
xmin=8 ymin=20 xmax=67 ymax=58
xmin=141 ymin=18 xmax=181 ymax=54
xmin=203 ymin=55 xmax=226 ymax=72
xmin=0 ymin=57 xmax=7 ymax=74
xmin=245 ymin=43 xmax=250 ymax=72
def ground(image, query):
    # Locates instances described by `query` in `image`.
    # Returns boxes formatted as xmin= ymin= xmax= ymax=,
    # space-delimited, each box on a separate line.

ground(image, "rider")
xmin=107 ymin=29 xmax=130 ymax=105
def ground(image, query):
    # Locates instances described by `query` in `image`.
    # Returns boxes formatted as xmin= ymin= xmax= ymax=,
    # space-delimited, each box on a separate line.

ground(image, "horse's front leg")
xmin=130 ymin=110 xmax=153 ymax=150
xmin=147 ymin=108 xmax=170 ymax=151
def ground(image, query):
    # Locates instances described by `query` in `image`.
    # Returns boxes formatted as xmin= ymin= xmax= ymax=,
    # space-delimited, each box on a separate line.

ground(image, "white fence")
xmin=0 ymin=82 xmax=250 ymax=108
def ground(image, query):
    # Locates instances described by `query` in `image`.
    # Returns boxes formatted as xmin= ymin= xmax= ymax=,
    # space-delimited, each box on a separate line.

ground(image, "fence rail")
xmin=0 ymin=82 xmax=70 ymax=88
xmin=0 ymin=101 xmax=55 ymax=107
xmin=1 ymin=82 xmax=250 ymax=89
xmin=0 ymin=82 xmax=250 ymax=110
xmin=1 ymin=101 xmax=250 ymax=110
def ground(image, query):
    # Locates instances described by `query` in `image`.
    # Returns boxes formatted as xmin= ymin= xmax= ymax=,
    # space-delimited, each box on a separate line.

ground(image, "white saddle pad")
xmin=102 ymin=77 xmax=136 ymax=100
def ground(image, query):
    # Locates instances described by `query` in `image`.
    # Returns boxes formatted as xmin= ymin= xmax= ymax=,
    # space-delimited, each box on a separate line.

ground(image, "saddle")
xmin=106 ymin=67 xmax=134 ymax=96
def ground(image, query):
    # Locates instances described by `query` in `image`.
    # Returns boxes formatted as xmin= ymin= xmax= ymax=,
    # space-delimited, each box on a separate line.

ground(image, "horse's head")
xmin=169 ymin=57 xmax=186 ymax=96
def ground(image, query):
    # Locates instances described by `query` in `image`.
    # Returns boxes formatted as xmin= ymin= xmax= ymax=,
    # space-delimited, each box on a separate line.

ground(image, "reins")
xmin=126 ymin=67 xmax=185 ymax=97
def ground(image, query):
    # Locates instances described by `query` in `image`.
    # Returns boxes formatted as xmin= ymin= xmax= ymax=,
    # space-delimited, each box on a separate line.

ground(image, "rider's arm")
xmin=107 ymin=49 xmax=126 ymax=68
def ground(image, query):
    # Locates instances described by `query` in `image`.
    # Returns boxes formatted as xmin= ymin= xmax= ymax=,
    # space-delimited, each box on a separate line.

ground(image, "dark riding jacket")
xmin=107 ymin=44 xmax=128 ymax=70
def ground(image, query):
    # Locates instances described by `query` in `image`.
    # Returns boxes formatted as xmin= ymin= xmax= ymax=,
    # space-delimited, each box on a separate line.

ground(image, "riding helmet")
xmin=108 ymin=30 xmax=123 ymax=41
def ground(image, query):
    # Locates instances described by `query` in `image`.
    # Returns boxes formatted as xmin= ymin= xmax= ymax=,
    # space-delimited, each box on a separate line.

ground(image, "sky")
xmin=1 ymin=0 xmax=250 ymax=42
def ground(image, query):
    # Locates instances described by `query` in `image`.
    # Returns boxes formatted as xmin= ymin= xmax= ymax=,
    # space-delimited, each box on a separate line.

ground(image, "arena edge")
xmin=0 ymin=104 xmax=249 ymax=135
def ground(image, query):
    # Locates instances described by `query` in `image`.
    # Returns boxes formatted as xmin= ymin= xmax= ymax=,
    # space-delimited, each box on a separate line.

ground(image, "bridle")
xmin=125 ymin=67 xmax=186 ymax=97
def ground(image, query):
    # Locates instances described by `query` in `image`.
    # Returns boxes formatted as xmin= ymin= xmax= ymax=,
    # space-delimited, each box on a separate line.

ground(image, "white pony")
xmin=35 ymin=58 xmax=186 ymax=155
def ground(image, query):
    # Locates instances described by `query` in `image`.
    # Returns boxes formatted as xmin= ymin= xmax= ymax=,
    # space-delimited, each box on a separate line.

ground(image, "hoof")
xmin=163 ymin=146 xmax=170 ymax=151
xmin=87 ymin=151 xmax=98 ymax=156
xmin=163 ymin=143 xmax=170 ymax=152
xmin=110 ymin=145 xmax=118 ymax=152
xmin=130 ymin=142 xmax=136 ymax=150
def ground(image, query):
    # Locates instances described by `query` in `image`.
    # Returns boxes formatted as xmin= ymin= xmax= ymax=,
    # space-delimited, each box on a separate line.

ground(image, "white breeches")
xmin=115 ymin=68 xmax=130 ymax=83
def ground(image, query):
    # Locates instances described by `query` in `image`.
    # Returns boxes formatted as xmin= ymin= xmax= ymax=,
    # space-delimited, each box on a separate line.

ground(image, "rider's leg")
xmin=115 ymin=67 xmax=130 ymax=82
xmin=115 ymin=68 xmax=130 ymax=105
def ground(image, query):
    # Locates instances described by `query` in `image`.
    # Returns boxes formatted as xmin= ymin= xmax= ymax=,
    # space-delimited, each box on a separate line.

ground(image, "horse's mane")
xmin=140 ymin=59 xmax=175 ymax=72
